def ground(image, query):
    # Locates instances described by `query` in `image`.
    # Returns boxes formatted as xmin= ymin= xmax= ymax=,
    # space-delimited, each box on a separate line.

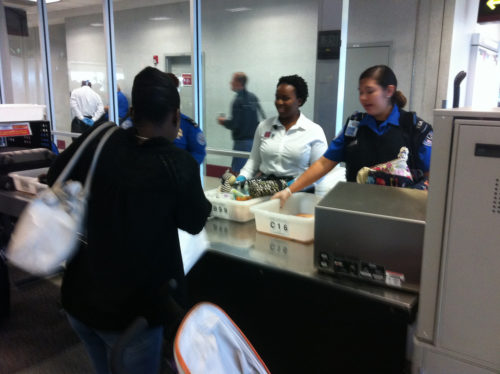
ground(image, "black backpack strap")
xmin=398 ymin=109 xmax=433 ymax=170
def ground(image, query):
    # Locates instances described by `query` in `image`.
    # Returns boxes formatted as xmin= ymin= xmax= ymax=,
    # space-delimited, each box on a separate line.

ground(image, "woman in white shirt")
xmin=237 ymin=75 xmax=327 ymax=182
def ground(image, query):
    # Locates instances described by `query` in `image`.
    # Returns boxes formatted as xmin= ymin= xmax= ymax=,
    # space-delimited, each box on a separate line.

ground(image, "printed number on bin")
xmin=269 ymin=219 xmax=290 ymax=236
xmin=212 ymin=204 xmax=229 ymax=218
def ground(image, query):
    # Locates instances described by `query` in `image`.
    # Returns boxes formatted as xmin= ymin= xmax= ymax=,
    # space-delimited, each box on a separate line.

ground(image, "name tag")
xmin=345 ymin=120 xmax=359 ymax=137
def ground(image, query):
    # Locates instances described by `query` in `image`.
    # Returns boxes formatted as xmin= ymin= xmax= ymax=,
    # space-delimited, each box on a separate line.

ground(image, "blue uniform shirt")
xmin=173 ymin=113 xmax=206 ymax=165
xmin=323 ymin=105 xmax=432 ymax=172
xmin=117 ymin=90 xmax=129 ymax=120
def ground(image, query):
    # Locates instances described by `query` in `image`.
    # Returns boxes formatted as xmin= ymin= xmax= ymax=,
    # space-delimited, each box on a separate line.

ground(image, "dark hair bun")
xmin=393 ymin=90 xmax=407 ymax=108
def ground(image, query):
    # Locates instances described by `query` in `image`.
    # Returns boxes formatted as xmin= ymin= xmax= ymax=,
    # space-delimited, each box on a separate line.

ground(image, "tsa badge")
xmin=345 ymin=120 xmax=359 ymax=137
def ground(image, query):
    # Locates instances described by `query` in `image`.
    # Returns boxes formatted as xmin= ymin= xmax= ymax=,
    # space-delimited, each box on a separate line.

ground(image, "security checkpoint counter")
xmin=0 ymin=191 xmax=417 ymax=373
xmin=188 ymin=217 xmax=417 ymax=373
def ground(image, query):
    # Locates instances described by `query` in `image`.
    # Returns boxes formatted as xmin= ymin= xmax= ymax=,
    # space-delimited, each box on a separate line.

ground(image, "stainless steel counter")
xmin=0 ymin=189 xmax=417 ymax=315
xmin=205 ymin=217 xmax=418 ymax=314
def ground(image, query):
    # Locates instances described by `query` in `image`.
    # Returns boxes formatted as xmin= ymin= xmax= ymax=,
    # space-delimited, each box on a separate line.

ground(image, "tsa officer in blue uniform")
xmin=166 ymin=73 xmax=206 ymax=165
xmin=273 ymin=65 xmax=433 ymax=206
xmin=174 ymin=113 xmax=206 ymax=165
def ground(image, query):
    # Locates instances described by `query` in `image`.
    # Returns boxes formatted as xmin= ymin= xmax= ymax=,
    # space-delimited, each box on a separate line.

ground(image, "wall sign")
xmin=182 ymin=73 xmax=192 ymax=86
xmin=478 ymin=0 xmax=500 ymax=23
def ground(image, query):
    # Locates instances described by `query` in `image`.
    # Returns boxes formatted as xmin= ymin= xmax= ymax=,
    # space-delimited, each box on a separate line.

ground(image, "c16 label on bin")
xmin=269 ymin=218 xmax=290 ymax=236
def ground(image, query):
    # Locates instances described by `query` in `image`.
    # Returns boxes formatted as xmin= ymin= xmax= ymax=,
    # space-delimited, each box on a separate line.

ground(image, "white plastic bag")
xmin=6 ymin=123 xmax=117 ymax=275
xmin=178 ymin=229 xmax=208 ymax=274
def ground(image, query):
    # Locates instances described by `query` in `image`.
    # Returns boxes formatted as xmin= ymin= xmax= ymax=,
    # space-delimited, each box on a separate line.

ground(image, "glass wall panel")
xmin=1 ymin=3 xmax=45 ymax=105
xmin=46 ymin=0 xmax=110 ymax=149
xmin=201 ymin=0 xmax=342 ymax=178
xmin=112 ymin=0 xmax=192 ymax=124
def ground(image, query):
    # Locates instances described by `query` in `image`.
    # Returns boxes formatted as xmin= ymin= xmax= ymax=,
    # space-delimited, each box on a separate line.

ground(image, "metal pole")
xmin=103 ymin=0 xmax=118 ymax=124
xmin=37 ymin=0 xmax=55 ymax=127
xmin=190 ymin=0 xmax=204 ymax=181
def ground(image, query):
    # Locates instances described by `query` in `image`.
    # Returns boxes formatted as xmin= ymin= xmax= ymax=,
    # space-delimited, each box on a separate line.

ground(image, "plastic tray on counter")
xmin=205 ymin=188 xmax=269 ymax=222
xmin=250 ymin=192 xmax=318 ymax=243
xmin=8 ymin=167 xmax=48 ymax=195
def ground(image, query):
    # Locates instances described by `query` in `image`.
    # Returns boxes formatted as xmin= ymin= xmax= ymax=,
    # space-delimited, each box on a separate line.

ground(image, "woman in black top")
xmin=48 ymin=67 xmax=211 ymax=374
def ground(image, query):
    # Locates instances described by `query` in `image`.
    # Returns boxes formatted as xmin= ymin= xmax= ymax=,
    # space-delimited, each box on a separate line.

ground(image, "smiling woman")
xmin=237 ymin=74 xmax=327 ymax=183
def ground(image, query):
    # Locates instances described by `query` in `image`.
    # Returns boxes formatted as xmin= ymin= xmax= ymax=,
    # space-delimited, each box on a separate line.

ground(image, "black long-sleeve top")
xmin=47 ymin=124 xmax=211 ymax=330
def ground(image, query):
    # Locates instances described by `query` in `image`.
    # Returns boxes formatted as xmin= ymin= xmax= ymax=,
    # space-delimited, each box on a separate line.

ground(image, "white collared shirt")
xmin=239 ymin=112 xmax=327 ymax=179
xmin=70 ymin=85 xmax=105 ymax=122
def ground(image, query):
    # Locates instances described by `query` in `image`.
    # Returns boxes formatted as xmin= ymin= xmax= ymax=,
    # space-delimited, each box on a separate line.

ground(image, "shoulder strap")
xmin=81 ymin=126 xmax=118 ymax=197
xmin=398 ymin=109 xmax=432 ymax=169
xmin=54 ymin=122 xmax=117 ymax=187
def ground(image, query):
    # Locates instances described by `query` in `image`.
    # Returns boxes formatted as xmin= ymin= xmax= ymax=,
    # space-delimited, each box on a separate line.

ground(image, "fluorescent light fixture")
xmin=28 ymin=0 xmax=61 ymax=3
xmin=225 ymin=7 xmax=251 ymax=12
xmin=149 ymin=16 xmax=172 ymax=21
xmin=90 ymin=23 xmax=103 ymax=27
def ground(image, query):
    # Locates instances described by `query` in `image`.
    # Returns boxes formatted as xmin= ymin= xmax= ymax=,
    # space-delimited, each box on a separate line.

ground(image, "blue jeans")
xmin=232 ymin=139 xmax=253 ymax=174
xmin=67 ymin=313 xmax=164 ymax=374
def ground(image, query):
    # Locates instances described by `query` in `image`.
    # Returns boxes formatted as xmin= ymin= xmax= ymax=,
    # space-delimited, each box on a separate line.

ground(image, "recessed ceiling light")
xmin=28 ymin=0 xmax=61 ymax=3
xmin=149 ymin=16 xmax=172 ymax=21
xmin=225 ymin=7 xmax=251 ymax=12
xmin=90 ymin=23 xmax=103 ymax=27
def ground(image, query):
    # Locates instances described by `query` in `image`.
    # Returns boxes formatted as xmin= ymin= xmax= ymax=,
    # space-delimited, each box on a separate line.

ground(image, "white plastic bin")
xmin=250 ymin=192 xmax=318 ymax=243
xmin=0 ymin=104 xmax=46 ymax=122
xmin=205 ymin=188 xmax=269 ymax=222
xmin=8 ymin=168 xmax=48 ymax=195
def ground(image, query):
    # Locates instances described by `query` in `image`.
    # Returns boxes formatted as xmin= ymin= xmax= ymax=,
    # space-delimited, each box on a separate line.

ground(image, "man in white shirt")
xmin=70 ymin=80 xmax=105 ymax=134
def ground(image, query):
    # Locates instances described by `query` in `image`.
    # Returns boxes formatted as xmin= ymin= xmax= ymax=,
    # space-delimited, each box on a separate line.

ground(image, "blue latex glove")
xmin=82 ymin=117 xmax=94 ymax=126
xmin=235 ymin=175 xmax=246 ymax=182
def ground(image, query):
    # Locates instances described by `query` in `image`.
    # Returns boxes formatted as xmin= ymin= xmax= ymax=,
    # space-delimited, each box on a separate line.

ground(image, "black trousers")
xmin=71 ymin=117 xmax=91 ymax=134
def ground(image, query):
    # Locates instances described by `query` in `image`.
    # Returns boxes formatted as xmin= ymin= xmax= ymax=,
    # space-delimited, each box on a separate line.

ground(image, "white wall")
xmin=346 ymin=0 xmax=418 ymax=113
xmin=447 ymin=0 xmax=500 ymax=108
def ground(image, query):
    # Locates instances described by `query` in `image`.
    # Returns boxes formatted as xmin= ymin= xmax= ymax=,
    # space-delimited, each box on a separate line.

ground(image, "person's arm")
xmin=173 ymin=154 xmax=211 ymax=234
xmin=238 ymin=122 xmax=262 ymax=179
xmin=70 ymin=92 xmax=84 ymax=120
xmin=272 ymin=156 xmax=338 ymax=207
xmin=221 ymin=97 xmax=242 ymax=130
xmin=92 ymin=93 xmax=105 ymax=122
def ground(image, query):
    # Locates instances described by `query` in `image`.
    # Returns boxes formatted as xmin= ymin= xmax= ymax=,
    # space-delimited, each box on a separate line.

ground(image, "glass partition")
xmin=201 ymin=0 xmax=342 ymax=179
xmin=46 ymin=0 xmax=110 ymax=150
xmin=112 ymin=0 xmax=192 ymax=122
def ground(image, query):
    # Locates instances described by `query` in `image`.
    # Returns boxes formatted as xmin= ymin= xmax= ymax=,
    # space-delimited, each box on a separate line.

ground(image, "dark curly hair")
xmin=277 ymin=75 xmax=308 ymax=106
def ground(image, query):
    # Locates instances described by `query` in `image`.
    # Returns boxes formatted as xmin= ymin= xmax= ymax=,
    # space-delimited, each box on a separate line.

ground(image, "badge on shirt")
xmin=345 ymin=120 xmax=359 ymax=137
xmin=423 ymin=131 xmax=433 ymax=146
xmin=264 ymin=131 xmax=271 ymax=138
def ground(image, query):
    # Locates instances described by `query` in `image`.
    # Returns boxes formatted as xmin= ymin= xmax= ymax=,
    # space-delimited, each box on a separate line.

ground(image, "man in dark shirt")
xmin=218 ymin=72 xmax=265 ymax=174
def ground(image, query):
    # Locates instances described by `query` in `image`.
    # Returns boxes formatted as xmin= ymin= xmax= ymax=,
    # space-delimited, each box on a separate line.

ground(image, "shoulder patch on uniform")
xmin=197 ymin=132 xmax=206 ymax=145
